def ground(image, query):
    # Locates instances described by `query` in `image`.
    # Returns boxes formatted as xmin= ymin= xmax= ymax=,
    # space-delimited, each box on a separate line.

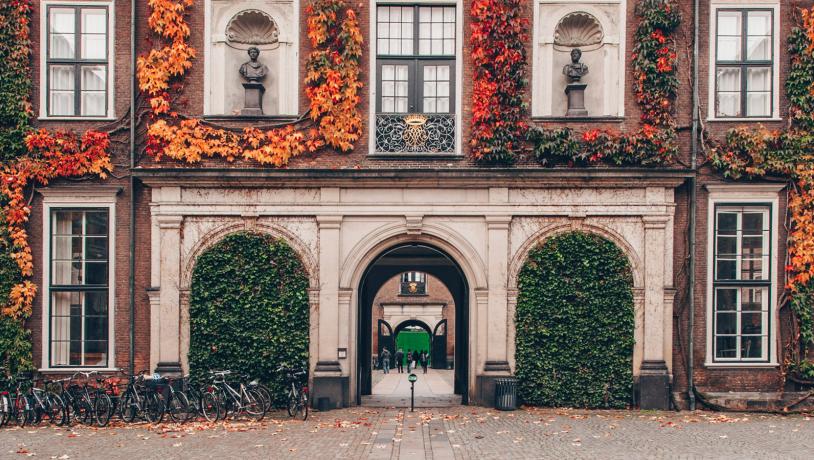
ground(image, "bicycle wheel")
xmin=45 ymin=393 xmax=67 ymax=426
xmin=297 ymin=391 xmax=309 ymax=421
xmin=76 ymin=397 xmax=94 ymax=425
xmin=94 ymin=393 xmax=113 ymax=427
xmin=0 ymin=393 xmax=10 ymax=427
xmin=120 ymin=392 xmax=138 ymax=423
xmin=252 ymin=384 xmax=272 ymax=413
xmin=13 ymin=394 xmax=31 ymax=427
xmin=144 ymin=392 xmax=165 ymax=424
xmin=243 ymin=389 xmax=266 ymax=422
xmin=286 ymin=390 xmax=297 ymax=417
xmin=168 ymin=392 xmax=192 ymax=423
xmin=200 ymin=391 xmax=219 ymax=423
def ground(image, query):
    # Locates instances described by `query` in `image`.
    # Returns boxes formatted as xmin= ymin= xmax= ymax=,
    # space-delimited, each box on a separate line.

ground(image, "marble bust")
xmin=239 ymin=47 xmax=269 ymax=82
xmin=563 ymin=48 xmax=589 ymax=83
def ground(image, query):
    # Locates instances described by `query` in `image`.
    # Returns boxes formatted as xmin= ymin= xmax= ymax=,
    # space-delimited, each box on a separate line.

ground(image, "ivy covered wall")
xmin=188 ymin=232 xmax=310 ymax=404
xmin=515 ymin=232 xmax=635 ymax=408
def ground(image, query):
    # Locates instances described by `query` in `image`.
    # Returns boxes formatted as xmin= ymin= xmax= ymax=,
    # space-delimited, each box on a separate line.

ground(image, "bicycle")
xmin=27 ymin=378 xmax=67 ymax=426
xmin=160 ymin=376 xmax=195 ymax=423
xmin=183 ymin=375 xmax=220 ymax=422
xmin=206 ymin=370 xmax=265 ymax=422
xmin=278 ymin=366 xmax=309 ymax=421
xmin=119 ymin=370 xmax=165 ymax=424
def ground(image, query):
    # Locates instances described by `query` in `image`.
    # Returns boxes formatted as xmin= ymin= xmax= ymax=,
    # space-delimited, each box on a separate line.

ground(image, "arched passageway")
xmin=358 ymin=243 xmax=469 ymax=405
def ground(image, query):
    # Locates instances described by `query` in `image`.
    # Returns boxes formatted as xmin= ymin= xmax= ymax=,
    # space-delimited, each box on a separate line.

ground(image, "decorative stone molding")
xmin=225 ymin=9 xmax=280 ymax=47
xmin=554 ymin=11 xmax=604 ymax=48
xmin=156 ymin=215 xmax=184 ymax=229
xmin=405 ymin=215 xmax=424 ymax=235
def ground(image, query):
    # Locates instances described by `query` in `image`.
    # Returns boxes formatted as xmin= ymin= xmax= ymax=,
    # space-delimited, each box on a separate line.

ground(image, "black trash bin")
xmin=494 ymin=377 xmax=517 ymax=411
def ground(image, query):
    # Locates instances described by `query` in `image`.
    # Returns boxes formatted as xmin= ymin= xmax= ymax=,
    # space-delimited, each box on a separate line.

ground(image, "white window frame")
xmin=368 ymin=0 xmax=463 ymax=156
xmin=707 ymin=0 xmax=780 ymax=121
xmin=38 ymin=0 xmax=116 ymax=120
xmin=531 ymin=0 xmax=626 ymax=118
xmin=39 ymin=186 xmax=119 ymax=372
xmin=704 ymin=184 xmax=783 ymax=367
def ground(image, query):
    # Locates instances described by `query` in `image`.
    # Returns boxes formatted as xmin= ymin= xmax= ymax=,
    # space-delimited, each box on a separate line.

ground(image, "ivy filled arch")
xmin=188 ymin=232 xmax=310 ymax=404
xmin=515 ymin=231 xmax=635 ymax=408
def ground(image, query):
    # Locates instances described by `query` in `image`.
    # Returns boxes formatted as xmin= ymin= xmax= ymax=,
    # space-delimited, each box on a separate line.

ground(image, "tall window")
xmin=714 ymin=9 xmax=773 ymax=118
xmin=46 ymin=5 xmax=109 ymax=117
xmin=49 ymin=209 xmax=110 ymax=367
xmin=400 ymin=271 xmax=427 ymax=295
xmin=712 ymin=206 xmax=771 ymax=361
xmin=375 ymin=5 xmax=456 ymax=154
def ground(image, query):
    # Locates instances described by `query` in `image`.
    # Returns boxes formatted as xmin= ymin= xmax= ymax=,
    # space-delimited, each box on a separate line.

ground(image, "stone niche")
xmin=533 ymin=1 xmax=624 ymax=117
xmin=206 ymin=0 xmax=298 ymax=116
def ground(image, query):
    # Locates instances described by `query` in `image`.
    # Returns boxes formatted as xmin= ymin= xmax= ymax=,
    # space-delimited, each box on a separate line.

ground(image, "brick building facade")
xmin=18 ymin=0 xmax=814 ymax=410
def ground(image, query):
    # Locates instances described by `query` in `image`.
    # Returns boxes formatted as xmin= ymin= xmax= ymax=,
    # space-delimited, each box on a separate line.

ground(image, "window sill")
xmin=38 ymin=367 xmax=121 ymax=373
xmin=704 ymin=361 xmax=778 ymax=369
xmin=531 ymin=116 xmax=625 ymax=123
xmin=202 ymin=114 xmax=300 ymax=122
xmin=370 ymin=152 xmax=463 ymax=160
xmin=706 ymin=117 xmax=782 ymax=123
xmin=38 ymin=116 xmax=117 ymax=122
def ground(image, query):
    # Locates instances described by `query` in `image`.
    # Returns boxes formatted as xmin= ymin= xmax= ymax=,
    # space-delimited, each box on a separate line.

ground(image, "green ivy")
xmin=787 ymin=25 xmax=814 ymax=131
xmin=515 ymin=232 xmax=634 ymax=408
xmin=0 ymin=219 xmax=31 ymax=387
xmin=188 ymin=232 xmax=310 ymax=405
xmin=0 ymin=0 xmax=33 ymax=162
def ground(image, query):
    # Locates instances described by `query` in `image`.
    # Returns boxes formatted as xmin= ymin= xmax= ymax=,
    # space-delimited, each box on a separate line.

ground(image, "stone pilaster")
xmin=484 ymin=216 xmax=511 ymax=373
xmin=155 ymin=215 xmax=183 ymax=376
xmin=640 ymin=215 xmax=671 ymax=409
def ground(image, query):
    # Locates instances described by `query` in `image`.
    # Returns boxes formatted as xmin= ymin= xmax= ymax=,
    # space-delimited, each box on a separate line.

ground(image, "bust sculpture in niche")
xmin=563 ymin=48 xmax=589 ymax=116
xmin=563 ymin=48 xmax=589 ymax=83
xmin=239 ymin=47 xmax=269 ymax=116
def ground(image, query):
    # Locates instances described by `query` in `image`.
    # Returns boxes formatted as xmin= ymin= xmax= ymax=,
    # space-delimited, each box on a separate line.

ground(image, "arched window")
xmin=400 ymin=271 xmax=427 ymax=295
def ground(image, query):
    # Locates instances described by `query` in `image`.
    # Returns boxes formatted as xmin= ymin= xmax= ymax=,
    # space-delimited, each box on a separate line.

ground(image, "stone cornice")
xmin=134 ymin=167 xmax=691 ymax=189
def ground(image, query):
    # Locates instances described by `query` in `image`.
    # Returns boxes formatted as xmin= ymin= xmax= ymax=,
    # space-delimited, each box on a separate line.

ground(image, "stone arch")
xmin=545 ymin=4 xmax=615 ymax=43
xmin=340 ymin=221 xmax=487 ymax=291
xmin=182 ymin=220 xmax=319 ymax=292
xmin=508 ymin=220 xmax=644 ymax=292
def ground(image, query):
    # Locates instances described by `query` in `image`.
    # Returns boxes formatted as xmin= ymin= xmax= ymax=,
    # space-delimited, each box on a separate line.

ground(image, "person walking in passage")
xmin=406 ymin=350 xmax=413 ymax=373
xmin=380 ymin=347 xmax=391 ymax=374
xmin=420 ymin=350 xmax=429 ymax=374
xmin=395 ymin=348 xmax=404 ymax=373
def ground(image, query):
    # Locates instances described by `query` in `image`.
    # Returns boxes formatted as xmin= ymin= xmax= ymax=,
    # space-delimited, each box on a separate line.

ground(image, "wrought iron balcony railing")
xmin=375 ymin=113 xmax=455 ymax=154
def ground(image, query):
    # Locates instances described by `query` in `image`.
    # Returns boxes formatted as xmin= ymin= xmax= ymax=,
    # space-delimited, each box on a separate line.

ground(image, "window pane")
xmin=746 ymin=93 xmax=771 ymax=117
xmin=86 ymin=236 xmax=108 ymax=260
xmin=716 ymin=336 xmax=737 ymax=358
xmin=716 ymin=68 xmax=741 ymax=117
xmin=742 ymin=212 xmax=765 ymax=233
xmin=746 ymin=36 xmax=770 ymax=61
xmin=716 ymin=260 xmax=737 ymax=280
xmin=716 ymin=288 xmax=737 ymax=311
xmin=741 ymin=288 xmax=764 ymax=311
xmin=86 ymin=211 xmax=108 ymax=235
xmin=418 ymin=6 xmax=455 ymax=56
xmin=718 ymin=11 xmax=741 ymax=36
xmin=82 ymin=8 xmax=106 ymax=33
xmin=716 ymin=312 xmax=737 ymax=334
xmin=382 ymin=81 xmax=394 ymax=97
xmin=82 ymin=33 xmax=106 ymax=60
xmin=717 ymin=211 xmax=738 ymax=235
xmin=49 ymin=8 xmax=75 ymax=58
xmin=746 ymin=67 xmax=770 ymax=92
xmin=717 ymin=236 xmax=737 ymax=257
xmin=49 ymin=66 xmax=76 ymax=116
xmin=741 ymin=258 xmax=763 ymax=280
xmin=717 ymin=67 xmax=741 ymax=92
xmin=747 ymin=11 xmax=771 ymax=36
xmin=741 ymin=313 xmax=762 ymax=334
xmin=741 ymin=336 xmax=763 ymax=358
xmin=717 ymin=36 xmax=741 ymax=61
xmin=81 ymin=66 xmax=106 ymax=117
xmin=85 ymin=262 xmax=108 ymax=285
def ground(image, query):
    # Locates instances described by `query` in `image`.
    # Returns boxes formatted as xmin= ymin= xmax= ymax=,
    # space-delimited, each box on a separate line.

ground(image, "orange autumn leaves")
xmin=1 ymin=130 xmax=112 ymax=319
xmin=138 ymin=0 xmax=362 ymax=166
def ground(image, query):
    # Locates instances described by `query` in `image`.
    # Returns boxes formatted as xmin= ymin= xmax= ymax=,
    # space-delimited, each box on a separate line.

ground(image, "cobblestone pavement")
xmin=1 ymin=407 xmax=813 ymax=459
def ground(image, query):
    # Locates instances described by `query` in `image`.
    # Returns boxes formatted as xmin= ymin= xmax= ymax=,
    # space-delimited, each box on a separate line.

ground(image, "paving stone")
xmin=1 ymin=407 xmax=813 ymax=459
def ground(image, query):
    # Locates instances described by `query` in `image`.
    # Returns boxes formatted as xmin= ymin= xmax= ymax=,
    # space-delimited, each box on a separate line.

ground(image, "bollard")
xmin=408 ymin=373 xmax=417 ymax=412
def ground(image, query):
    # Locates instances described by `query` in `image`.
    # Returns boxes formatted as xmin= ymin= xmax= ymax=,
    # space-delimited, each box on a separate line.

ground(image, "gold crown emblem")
xmin=403 ymin=114 xmax=427 ymax=126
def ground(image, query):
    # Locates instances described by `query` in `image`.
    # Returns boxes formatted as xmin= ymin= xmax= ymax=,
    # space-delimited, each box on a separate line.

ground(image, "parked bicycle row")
xmin=0 ymin=365 xmax=309 ymax=428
